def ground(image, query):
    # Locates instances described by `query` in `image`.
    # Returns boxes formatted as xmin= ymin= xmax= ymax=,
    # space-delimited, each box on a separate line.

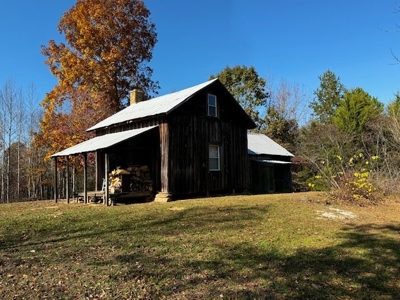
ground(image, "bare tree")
xmin=0 ymin=79 xmax=19 ymax=202
xmin=266 ymin=76 xmax=312 ymax=126
xmin=23 ymin=84 xmax=42 ymax=199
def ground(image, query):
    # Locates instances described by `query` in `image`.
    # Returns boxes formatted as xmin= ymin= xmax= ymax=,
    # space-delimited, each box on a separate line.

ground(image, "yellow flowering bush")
xmin=337 ymin=154 xmax=379 ymax=201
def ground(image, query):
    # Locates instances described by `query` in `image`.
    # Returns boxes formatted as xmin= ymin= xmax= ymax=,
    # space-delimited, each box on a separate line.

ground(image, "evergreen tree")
xmin=334 ymin=88 xmax=383 ymax=136
xmin=310 ymin=70 xmax=345 ymax=123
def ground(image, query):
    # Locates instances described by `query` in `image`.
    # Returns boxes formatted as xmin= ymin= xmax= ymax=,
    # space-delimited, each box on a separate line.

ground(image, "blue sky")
xmin=1 ymin=0 xmax=399 ymax=109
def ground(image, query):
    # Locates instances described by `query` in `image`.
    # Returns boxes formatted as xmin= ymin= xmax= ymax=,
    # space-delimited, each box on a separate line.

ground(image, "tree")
xmin=262 ymin=79 xmax=311 ymax=154
xmin=333 ymin=88 xmax=383 ymax=136
xmin=298 ymin=121 xmax=356 ymax=191
xmin=263 ymin=107 xmax=299 ymax=154
xmin=35 ymin=89 xmax=110 ymax=160
xmin=0 ymin=79 xmax=35 ymax=202
xmin=210 ymin=65 xmax=269 ymax=127
xmin=38 ymin=0 xmax=158 ymax=159
xmin=310 ymin=70 xmax=345 ymax=123
xmin=387 ymin=92 xmax=400 ymax=123
xmin=42 ymin=0 xmax=158 ymax=111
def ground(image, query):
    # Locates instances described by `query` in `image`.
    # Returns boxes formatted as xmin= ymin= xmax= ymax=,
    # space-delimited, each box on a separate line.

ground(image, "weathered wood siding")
xmin=93 ymin=81 xmax=254 ymax=198
xmin=167 ymin=88 xmax=251 ymax=196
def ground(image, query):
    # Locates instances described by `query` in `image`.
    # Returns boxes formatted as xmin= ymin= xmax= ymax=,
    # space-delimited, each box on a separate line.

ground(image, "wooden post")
xmin=95 ymin=151 xmax=105 ymax=191
xmin=54 ymin=157 xmax=58 ymax=203
xmin=66 ymin=157 xmax=70 ymax=204
xmin=83 ymin=153 xmax=88 ymax=204
xmin=104 ymin=152 xmax=109 ymax=205
xmin=155 ymin=123 xmax=171 ymax=202
xmin=72 ymin=166 xmax=76 ymax=199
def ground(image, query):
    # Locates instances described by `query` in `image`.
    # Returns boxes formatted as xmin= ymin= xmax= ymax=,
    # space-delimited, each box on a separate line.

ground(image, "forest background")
xmin=1 ymin=0 xmax=400 ymax=203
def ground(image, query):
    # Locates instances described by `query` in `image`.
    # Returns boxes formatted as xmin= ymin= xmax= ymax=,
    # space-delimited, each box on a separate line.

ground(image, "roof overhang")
xmin=51 ymin=126 xmax=158 ymax=157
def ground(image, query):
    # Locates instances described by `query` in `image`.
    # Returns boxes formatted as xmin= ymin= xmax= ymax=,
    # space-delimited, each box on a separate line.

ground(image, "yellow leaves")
xmin=330 ymin=152 xmax=380 ymax=201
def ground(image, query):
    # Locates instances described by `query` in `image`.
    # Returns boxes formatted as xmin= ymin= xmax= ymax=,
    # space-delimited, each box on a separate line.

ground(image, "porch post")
xmin=104 ymin=152 xmax=109 ymax=205
xmin=95 ymin=151 xmax=105 ymax=191
xmin=83 ymin=153 xmax=88 ymax=204
xmin=53 ymin=157 xmax=58 ymax=203
xmin=66 ymin=157 xmax=70 ymax=203
xmin=155 ymin=123 xmax=171 ymax=202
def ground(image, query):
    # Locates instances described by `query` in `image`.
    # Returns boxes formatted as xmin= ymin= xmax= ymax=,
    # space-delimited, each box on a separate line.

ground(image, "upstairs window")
xmin=208 ymin=94 xmax=217 ymax=117
xmin=209 ymin=144 xmax=220 ymax=171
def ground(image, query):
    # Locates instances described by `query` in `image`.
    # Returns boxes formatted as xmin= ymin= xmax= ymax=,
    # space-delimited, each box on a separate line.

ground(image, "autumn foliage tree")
xmin=37 ymin=0 xmax=158 ymax=159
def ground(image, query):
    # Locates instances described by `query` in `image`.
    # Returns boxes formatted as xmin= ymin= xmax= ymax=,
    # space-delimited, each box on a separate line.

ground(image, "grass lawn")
xmin=1 ymin=192 xmax=399 ymax=299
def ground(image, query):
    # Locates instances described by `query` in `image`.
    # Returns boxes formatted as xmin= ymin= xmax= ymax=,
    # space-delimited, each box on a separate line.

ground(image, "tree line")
xmin=0 ymin=80 xmax=53 ymax=202
xmin=1 ymin=0 xmax=398 ymax=202
xmin=214 ymin=66 xmax=400 ymax=201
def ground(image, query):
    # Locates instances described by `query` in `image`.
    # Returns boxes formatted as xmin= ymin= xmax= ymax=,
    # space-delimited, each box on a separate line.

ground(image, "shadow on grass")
xmin=113 ymin=223 xmax=400 ymax=299
xmin=0 ymin=204 xmax=271 ymax=251
xmin=1 ymin=203 xmax=399 ymax=299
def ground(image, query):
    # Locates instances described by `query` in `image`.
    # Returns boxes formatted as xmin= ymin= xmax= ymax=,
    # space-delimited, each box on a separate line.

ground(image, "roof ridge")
xmin=87 ymin=78 xmax=219 ymax=132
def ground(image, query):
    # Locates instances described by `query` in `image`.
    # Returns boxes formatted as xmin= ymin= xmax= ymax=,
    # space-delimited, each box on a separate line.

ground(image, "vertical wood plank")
xmin=83 ymin=153 xmax=88 ymax=204
xmin=54 ymin=157 xmax=58 ymax=203
xmin=160 ymin=123 xmax=169 ymax=193
xmin=96 ymin=151 xmax=105 ymax=191
xmin=66 ymin=157 xmax=70 ymax=203
xmin=104 ymin=152 xmax=109 ymax=205
xmin=155 ymin=123 xmax=171 ymax=201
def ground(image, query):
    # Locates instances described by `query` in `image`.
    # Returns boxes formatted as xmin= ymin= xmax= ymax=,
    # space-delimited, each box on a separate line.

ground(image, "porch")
xmin=51 ymin=126 xmax=162 ymax=205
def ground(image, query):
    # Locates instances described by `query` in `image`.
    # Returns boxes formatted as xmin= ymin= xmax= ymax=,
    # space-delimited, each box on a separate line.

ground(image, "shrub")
xmin=334 ymin=154 xmax=380 ymax=202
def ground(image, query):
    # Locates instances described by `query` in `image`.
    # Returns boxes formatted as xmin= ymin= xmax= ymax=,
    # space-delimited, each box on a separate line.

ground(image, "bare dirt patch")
xmin=316 ymin=207 xmax=357 ymax=220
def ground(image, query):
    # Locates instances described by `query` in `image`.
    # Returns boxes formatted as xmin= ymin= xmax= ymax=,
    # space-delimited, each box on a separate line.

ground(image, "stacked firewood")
xmin=127 ymin=165 xmax=153 ymax=192
xmin=108 ymin=165 xmax=153 ymax=194
xmin=108 ymin=168 xmax=129 ymax=194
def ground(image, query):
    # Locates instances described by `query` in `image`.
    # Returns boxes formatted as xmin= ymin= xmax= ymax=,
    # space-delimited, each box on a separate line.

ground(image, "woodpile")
xmin=127 ymin=165 xmax=153 ymax=192
xmin=109 ymin=165 xmax=153 ymax=195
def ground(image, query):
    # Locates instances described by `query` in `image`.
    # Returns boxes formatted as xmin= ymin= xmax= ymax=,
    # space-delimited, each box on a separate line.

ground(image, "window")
xmin=208 ymin=94 xmax=217 ymax=117
xmin=209 ymin=144 xmax=220 ymax=171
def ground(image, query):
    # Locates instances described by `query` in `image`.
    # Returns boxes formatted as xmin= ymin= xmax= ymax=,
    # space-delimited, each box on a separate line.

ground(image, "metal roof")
xmin=247 ymin=133 xmax=294 ymax=157
xmin=253 ymin=159 xmax=292 ymax=165
xmin=87 ymin=78 xmax=219 ymax=131
xmin=51 ymin=126 xmax=158 ymax=157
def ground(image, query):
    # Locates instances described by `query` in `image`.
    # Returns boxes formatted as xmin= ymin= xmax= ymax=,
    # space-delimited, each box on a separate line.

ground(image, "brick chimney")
xmin=130 ymin=89 xmax=144 ymax=105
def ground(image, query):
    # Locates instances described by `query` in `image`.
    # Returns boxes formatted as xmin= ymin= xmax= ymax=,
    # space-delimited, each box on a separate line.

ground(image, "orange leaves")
xmin=36 ymin=87 xmax=113 ymax=162
xmin=42 ymin=0 xmax=158 ymax=110
xmin=38 ymin=0 xmax=158 ymax=165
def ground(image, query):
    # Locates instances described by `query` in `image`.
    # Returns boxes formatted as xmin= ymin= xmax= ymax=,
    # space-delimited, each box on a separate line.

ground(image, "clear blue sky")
xmin=1 ymin=0 xmax=399 ymax=108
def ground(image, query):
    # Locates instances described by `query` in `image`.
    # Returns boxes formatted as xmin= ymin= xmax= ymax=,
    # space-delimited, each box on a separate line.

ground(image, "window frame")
xmin=207 ymin=94 xmax=217 ymax=117
xmin=209 ymin=144 xmax=220 ymax=171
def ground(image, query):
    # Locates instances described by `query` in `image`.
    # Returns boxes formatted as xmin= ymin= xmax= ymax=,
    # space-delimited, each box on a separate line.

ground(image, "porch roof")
xmin=51 ymin=126 xmax=158 ymax=157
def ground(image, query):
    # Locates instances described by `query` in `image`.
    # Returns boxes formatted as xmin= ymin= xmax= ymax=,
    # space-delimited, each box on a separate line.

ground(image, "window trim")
xmin=207 ymin=94 xmax=217 ymax=117
xmin=209 ymin=144 xmax=220 ymax=171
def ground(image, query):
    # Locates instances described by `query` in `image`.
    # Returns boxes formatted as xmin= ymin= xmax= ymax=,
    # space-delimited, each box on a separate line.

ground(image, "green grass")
xmin=1 ymin=193 xmax=399 ymax=299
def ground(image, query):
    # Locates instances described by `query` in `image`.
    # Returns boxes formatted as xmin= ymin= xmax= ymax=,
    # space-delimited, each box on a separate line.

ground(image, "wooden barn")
xmin=247 ymin=132 xmax=294 ymax=194
xmin=52 ymin=78 xmax=256 ymax=203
